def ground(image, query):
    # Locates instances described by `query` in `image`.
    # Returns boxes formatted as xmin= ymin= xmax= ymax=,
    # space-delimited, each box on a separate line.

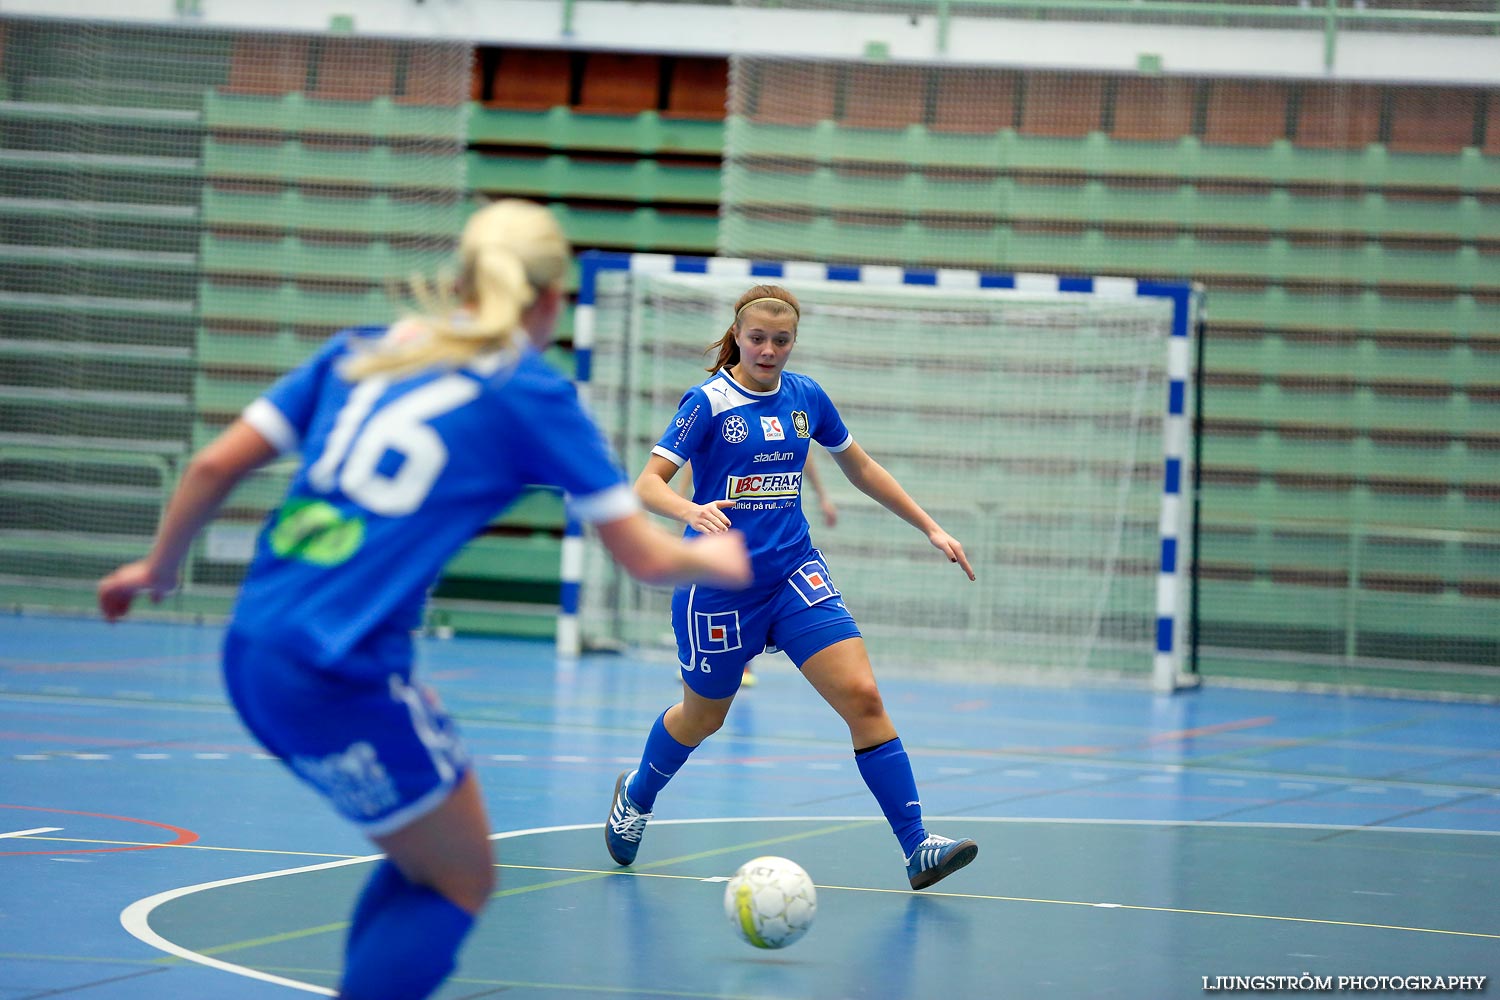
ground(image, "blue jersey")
xmin=232 ymin=326 xmax=636 ymax=669
xmin=652 ymin=369 xmax=851 ymax=585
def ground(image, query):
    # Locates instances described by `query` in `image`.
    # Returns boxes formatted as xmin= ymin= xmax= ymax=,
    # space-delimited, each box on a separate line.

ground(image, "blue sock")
xmin=855 ymin=737 xmax=927 ymax=858
xmin=338 ymin=865 xmax=475 ymax=1000
xmin=344 ymin=860 xmax=404 ymax=959
xmin=627 ymin=710 xmax=696 ymax=811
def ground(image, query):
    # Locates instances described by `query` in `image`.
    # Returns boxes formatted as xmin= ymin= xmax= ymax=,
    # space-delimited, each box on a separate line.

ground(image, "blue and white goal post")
xmin=560 ymin=250 xmax=1202 ymax=694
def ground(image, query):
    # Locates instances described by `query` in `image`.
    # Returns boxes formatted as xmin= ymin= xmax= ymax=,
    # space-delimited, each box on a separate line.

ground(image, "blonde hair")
xmin=343 ymin=198 xmax=571 ymax=381
xmin=706 ymin=284 xmax=800 ymax=374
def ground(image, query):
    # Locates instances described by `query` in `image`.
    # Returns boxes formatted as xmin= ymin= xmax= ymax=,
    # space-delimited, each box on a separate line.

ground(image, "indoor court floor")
xmin=2 ymin=614 xmax=1497 ymax=999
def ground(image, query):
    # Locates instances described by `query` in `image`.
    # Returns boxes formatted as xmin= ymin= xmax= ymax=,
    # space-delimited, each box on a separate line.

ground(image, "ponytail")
xmin=343 ymin=199 xmax=570 ymax=381
xmin=705 ymin=284 xmax=801 ymax=374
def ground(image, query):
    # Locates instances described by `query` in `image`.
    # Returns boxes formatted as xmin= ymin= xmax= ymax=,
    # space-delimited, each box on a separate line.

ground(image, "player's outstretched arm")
xmin=829 ymin=441 xmax=975 ymax=581
xmin=635 ymin=454 xmax=736 ymax=534
xmin=595 ymin=512 xmax=751 ymax=589
xmin=803 ymin=450 xmax=838 ymax=527
xmin=98 ymin=419 xmax=280 ymax=621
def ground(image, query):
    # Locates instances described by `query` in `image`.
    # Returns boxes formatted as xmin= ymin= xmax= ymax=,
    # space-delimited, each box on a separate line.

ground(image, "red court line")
xmin=1143 ymin=716 xmax=1279 ymax=746
xmin=1001 ymin=716 xmax=1282 ymax=757
xmin=0 ymin=732 xmax=263 ymax=753
xmin=0 ymin=654 xmax=217 ymax=673
xmin=0 ymin=804 xmax=199 ymax=856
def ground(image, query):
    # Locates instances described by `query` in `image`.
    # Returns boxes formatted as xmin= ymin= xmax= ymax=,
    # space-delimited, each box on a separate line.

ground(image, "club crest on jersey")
xmin=791 ymin=410 xmax=810 ymax=438
xmin=722 ymin=415 xmax=749 ymax=444
xmin=760 ymin=416 xmax=785 ymax=441
xmin=725 ymin=471 xmax=802 ymax=500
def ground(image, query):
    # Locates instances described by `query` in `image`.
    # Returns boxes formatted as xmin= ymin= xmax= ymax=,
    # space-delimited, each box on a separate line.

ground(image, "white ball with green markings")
xmin=724 ymin=855 xmax=817 ymax=949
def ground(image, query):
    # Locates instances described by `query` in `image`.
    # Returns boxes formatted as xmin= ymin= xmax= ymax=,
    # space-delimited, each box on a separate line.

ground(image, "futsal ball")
xmin=723 ymin=855 xmax=817 ymax=949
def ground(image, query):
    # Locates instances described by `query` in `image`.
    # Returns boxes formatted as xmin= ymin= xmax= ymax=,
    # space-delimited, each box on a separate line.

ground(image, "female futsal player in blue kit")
xmin=97 ymin=199 xmax=750 ymax=1000
xmin=606 ymin=284 xmax=981 ymax=890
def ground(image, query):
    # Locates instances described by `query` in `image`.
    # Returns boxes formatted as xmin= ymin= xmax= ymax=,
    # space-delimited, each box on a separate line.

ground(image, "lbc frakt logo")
xmin=725 ymin=472 xmax=802 ymax=499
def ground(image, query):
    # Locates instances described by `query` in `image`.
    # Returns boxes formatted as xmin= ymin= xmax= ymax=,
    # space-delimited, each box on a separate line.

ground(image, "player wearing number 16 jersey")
xmin=96 ymin=200 xmax=750 ymax=1000
xmin=606 ymin=283 xmax=982 ymax=891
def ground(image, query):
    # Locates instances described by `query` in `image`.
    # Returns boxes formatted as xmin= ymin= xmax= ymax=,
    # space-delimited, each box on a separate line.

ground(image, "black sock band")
xmin=854 ymin=736 xmax=899 ymax=756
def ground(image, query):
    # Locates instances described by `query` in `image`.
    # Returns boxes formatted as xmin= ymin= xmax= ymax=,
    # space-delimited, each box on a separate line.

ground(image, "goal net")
xmin=573 ymin=253 xmax=1197 ymax=688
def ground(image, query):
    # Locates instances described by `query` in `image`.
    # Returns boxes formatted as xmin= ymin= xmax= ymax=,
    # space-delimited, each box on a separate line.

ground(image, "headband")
xmin=735 ymin=296 xmax=798 ymax=318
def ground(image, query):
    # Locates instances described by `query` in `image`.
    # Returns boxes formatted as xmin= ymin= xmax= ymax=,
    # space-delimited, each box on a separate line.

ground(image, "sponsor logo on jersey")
xmin=269 ymin=498 xmax=365 ymax=567
xmin=752 ymin=450 xmax=796 ymax=463
xmin=674 ymin=404 xmax=701 ymax=447
xmin=726 ymin=471 xmax=803 ymax=499
xmin=760 ymin=415 xmax=785 ymax=441
xmin=722 ymin=414 xmax=749 ymax=444
xmin=791 ymin=410 xmax=811 ymax=438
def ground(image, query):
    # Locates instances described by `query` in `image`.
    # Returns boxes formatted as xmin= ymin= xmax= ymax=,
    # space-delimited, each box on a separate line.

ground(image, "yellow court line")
xmin=189 ymin=820 xmax=881 ymax=958
xmin=193 ymin=923 xmax=349 ymax=958
xmin=814 ymin=882 xmax=1500 ymax=941
xmin=104 ymin=814 xmax=1499 ymax=974
xmin=491 ymin=820 xmax=877 ymax=899
xmin=10 ymin=834 xmax=361 ymax=860
xmin=255 ymin=964 xmax=773 ymax=999
xmin=0 ymin=952 xmax=167 ymax=968
xmin=489 ymin=864 xmax=1500 ymax=942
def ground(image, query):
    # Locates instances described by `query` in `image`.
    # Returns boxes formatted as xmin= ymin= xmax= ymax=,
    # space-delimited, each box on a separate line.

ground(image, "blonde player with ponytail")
xmin=98 ymin=199 xmax=749 ymax=1000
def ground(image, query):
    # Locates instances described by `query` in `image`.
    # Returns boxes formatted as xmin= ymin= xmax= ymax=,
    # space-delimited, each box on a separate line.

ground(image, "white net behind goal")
xmin=579 ymin=265 xmax=1185 ymax=681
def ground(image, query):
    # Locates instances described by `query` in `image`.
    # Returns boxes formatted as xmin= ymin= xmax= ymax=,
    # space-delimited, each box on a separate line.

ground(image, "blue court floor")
xmin=1 ymin=615 xmax=1497 ymax=999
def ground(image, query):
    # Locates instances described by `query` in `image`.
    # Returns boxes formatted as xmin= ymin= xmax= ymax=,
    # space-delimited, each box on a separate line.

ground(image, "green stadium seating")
xmin=726 ymin=121 xmax=1500 ymax=193
xmin=466 ymin=152 xmax=721 ymax=204
xmin=203 ymin=91 xmax=465 ymax=139
xmin=198 ymin=280 xmax=397 ymax=327
xmin=200 ymin=187 xmax=462 ymax=236
xmin=199 ymin=233 xmax=444 ymax=282
xmin=723 ymin=166 xmax=1499 ymax=241
xmin=469 ymin=106 xmax=724 ymax=156
xmin=202 ymin=137 xmax=465 ymax=188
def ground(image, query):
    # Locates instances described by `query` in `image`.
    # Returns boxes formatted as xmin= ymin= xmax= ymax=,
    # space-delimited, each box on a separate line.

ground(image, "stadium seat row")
xmin=723 ymin=167 xmax=1500 ymax=240
xmin=718 ymin=217 xmax=1500 ymax=291
xmin=738 ymin=67 xmax=1498 ymax=154
xmin=726 ymin=122 xmax=1500 ymax=192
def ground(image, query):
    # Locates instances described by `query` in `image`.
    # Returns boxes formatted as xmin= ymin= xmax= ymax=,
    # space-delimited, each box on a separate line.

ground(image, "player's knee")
xmin=680 ymin=705 xmax=726 ymax=742
xmin=439 ymin=864 xmax=495 ymax=915
xmin=840 ymin=680 xmax=885 ymax=722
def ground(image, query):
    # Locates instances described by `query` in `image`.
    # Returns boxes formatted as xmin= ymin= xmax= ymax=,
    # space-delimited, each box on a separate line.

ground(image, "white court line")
xmin=120 ymin=816 xmax=1500 ymax=997
xmin=0 ymin=826 xmax=62 ymax=839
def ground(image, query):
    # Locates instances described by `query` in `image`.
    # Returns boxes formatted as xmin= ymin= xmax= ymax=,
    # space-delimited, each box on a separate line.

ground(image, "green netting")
xmin=0 ymin=18 xmax=469 ymax=621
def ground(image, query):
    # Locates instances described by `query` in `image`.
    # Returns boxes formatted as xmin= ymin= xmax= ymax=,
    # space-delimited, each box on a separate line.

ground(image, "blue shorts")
xmin=673 ymin=551 xmax=861 ymax=700
xmin=222 ymin=629 xmax=469 ymax=837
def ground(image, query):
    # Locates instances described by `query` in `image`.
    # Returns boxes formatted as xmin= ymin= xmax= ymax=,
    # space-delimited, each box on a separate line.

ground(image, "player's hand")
xmin=98 ymin=559 xmax=176 ymax=622
xmin=819 ymin=497 xmax=839 ymax=528
xmin=928 ymin=529 xmax=975 ymax=581
xmin=685 ymin=499 xmax=736 ymax=534
xmin=689 ymin=530 xmax=752 ymax=589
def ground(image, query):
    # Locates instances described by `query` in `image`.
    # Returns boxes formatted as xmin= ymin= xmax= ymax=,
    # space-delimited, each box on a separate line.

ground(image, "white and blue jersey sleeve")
xmin=650 ymin=370 xmax=851 ymax=585
xmin=241 ymin=329 xmax=364 ymax=455
xmin=509 ymin=369 xmax=639 ymax=525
